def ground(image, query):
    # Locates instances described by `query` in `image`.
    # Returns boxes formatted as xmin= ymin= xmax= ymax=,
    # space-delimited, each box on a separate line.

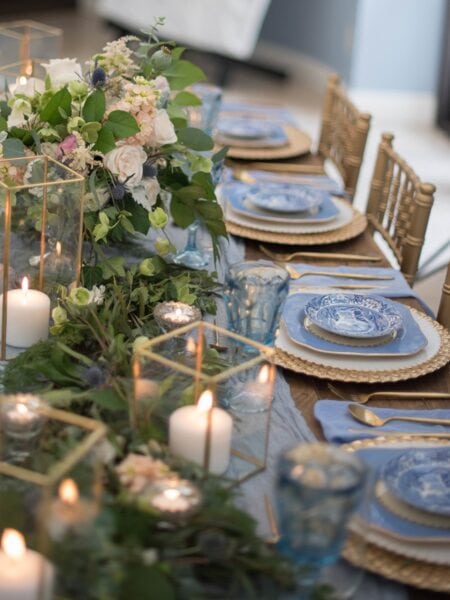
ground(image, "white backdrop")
xmin=96 ymin=0 xmax=272 ymax=59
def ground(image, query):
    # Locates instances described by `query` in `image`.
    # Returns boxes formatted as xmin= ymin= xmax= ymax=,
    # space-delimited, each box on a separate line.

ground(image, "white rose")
xmin=42 ymin=58 xmax=83 ymax=87
xmin=103 ymin=144 xmax=147 ymax=186
xmin=130 ymin=177 xmax=160 ymax=211
xmin=152 ymin=109 xmax=177 ymax=146
xmin=7 ymin=98 xmax=32 ymax=128
xmin=12 ymin=76 xmax=45 ymax=96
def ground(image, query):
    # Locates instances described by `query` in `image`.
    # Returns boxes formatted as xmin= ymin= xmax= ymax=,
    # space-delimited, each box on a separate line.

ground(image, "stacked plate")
xmin=276 ymin=291 xmax=450 ymax=383
xmin=346 ymin=442 xmax=450 ymax=584
xmin=222 ymin=180 xmax=355 ymax=237
xmin=216 ymin=117 xmax=288 ymax=148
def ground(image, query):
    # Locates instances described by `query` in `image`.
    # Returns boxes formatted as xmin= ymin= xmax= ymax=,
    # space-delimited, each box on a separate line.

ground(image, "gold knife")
xmin=287 ymin=268 xmax=394 ymax=281
xmin=348 ymin=428 xmax=450 ymax=439
xmin=259 ymin=245 xmax=382 ymax=263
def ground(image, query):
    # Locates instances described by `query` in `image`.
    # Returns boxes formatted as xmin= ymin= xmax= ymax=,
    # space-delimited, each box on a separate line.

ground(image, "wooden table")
xmin=242 ymin=228 xmax=450 ymax=599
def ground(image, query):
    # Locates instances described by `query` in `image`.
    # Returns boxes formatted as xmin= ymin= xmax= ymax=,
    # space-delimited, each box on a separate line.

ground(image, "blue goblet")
xmin=276 ymin=443 xmax=366 ymax=598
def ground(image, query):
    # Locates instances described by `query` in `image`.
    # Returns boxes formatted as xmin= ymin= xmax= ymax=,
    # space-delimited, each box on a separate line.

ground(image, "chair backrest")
xmin=318 ymin=74 xmax=371 ymax=198
xmin=438 ymin=263 xmax=450 ymax=329
xmin=365 ymin=133 xmax=436 ymax=285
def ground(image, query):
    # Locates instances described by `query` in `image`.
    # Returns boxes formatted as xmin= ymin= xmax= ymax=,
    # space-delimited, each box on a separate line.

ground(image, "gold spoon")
xmin=260 ymin=245 xmax=382 ymax=263
xmin=348 ymin=404 xmax=450 ymax=427
xmin=282 ymin=266 xmax=393 ymax=281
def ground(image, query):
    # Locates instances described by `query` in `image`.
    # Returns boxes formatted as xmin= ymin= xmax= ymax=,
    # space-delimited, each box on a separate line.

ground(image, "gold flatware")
xmin=348 ymin=404 xmax=450 ymax=428
xmin=295 ymin=284 xmax=385 ymax=290
xmin=348 ymin=428 xmax=450 ymax=439
xmin=264 ymin=495 xmax=280 ymax=544
xmin=328 ymin=383 xmax=450 ymax=404
xmin=260 ymin=245 xmax=381 ymax=263
xmin=234 ymin=169 xmax=333 ymax=187
xmin=283 ymin=267 xmax=393 ymax=281
xmin=238 ymin=161 xmax=326 ymax=175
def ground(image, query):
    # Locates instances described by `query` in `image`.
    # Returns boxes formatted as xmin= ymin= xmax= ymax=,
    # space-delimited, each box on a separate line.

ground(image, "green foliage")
xmin=104 ymin=110 xmax=140 ymax=139
xmin=82 ymin=89 xmax=106 ymax=122
xmin=164 ymin=59 xmax=206 ymax=90
xmin=40 ymin=87 xmax=72 ymax=125
xmin=176 ymin=127 xmax=214 ymax=151
xmin=1 ymin=137 xmax=25 ymax=157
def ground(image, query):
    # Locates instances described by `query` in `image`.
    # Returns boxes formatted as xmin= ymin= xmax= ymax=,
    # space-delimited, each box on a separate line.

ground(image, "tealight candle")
xmin=230 ymin=363 xmax=273 ymax=413
xmin=1 ymin=394 xmax=46 ymax=461
xmin=49 ymin=479 xmax=97 ymax=541
xmin=0 ymin=529 xmax=54 ymax=600
xmin=0 ymin=277 xmax=50 ymax=348
xmin=154 ymin=301 xmax=201 ymax=332
xmin=149 ymin=477 xmax=202 ymax=520
xmin=169 ymin=390 xmax=233 ymax=475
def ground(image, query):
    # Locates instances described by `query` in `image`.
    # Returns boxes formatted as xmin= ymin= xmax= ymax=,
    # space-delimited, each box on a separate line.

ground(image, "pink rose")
xmin=59 ymin=134 xmax=78 ymax=155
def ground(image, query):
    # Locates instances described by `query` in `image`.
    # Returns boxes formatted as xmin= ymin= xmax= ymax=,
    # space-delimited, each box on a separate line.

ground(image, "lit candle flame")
xmin=25 ymin=60 xmax=33 ymax=77
xmin=56 ymin=241 xmax=62 ymax=257
xmin=21 ymin=276 xmax=29 ymax=293
xmin=18 ymin=75 xmax=27 ymax=85
xmin=59 ymin=479 xmax=79 ymax=505
xmin=16 ymin=403 xmax=29 ymax=416
xmin=1 ymin=529 xmax=26 ymax=560
xmin=197 ymin=389 xmax=213 ymax=413
xmin=164 ymin=488 xmax=181 ymax=501
xmin=258 ymin=364 xmax=270 ymax=384
xmin=186 ymin=337 xmax=196 ymax=354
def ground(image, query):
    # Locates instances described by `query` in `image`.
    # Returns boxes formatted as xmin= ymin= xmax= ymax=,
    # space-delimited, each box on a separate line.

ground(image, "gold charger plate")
xmin=224 ymin=125 xmax=312 ymax=160
xmin=341 ymin=435 xmax=450 ymax=592
xmin=275 ymin=309 xmax=450 ymax=383
xmin=226 ymin=207 xmax=367 ymax=246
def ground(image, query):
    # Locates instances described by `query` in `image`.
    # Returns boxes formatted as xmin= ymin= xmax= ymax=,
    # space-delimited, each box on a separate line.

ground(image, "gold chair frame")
xmin=366 ymin=133 xmax=435 ymax=285
xmin=318 ymin=74 xmax=371 ymax=198
xmin=438 ymin=263 xmax=450 ymax=329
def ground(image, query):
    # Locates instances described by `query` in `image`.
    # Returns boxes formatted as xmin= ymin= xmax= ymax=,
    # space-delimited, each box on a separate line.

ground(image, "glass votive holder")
xmin=188 ymin=83 xmax=223 ymax=135
xmin=0 ymin=394 xmax=46 ymax=462
xmin=154 ymin=301 xmax=201 ymax=333
xmin=224 ymin=260 xmax=289 ymax=346
xmin=276 ymin=443 xmax=366 ymax=589
xmin=48 ymin=478 xmax=98 ymax=542
xmin=147 ymin=477 xmax=202 ymax=522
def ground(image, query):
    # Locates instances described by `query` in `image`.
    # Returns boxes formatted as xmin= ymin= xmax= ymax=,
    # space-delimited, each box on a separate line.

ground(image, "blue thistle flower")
xmin=143 ymin=163 xmax=158 ymax=178
xmin=92 ymin=66 xmax=107 ymax=88
xmin=84 ymin=365 xmax=106 ymax=387
xmin=111 ymin=183 xmax=126 ymax=200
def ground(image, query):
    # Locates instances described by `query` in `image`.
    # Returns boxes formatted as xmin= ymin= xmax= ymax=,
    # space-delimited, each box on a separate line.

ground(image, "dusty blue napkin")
xmin=290 ymin=264 xmax=434 ymax=317
xmin=315 ymin=399 xmax=450 ymax=443
xmin=220 ymin=101 xmax=298 ymax=125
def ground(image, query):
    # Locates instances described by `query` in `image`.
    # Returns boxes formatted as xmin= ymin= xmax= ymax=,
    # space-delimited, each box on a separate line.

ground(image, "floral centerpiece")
xmin=0 ymin=19 xmax=226 ymax=265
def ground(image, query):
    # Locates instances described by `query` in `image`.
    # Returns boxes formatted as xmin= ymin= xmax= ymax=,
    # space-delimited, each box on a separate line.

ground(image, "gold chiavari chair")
xmin=365 ymin=133 xmax=436 ymax=285
xmin=317 ymin=73 xmax=371 ymax=198
xmin=437 ymin=262 xmax=450 ymax=329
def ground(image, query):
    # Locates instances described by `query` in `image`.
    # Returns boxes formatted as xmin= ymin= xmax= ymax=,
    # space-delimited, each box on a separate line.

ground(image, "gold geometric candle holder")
xmin=133 ymin=321 xmax=275 ymax=484
xmin=0 ymin=20 xmax=62 ymax=71
xmin=0 ymin=395 xmax=107 ymax=556
xmin=0 ymin=155 xmax=84 ymax=359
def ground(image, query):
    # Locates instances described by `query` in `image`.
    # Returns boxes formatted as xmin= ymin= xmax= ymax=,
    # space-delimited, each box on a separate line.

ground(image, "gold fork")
xmin=328 ymin=383 xmax=450 ymax=404
xmin=282 ymin=266 xmax=393 ymax=281
xmin=260 ymin=245 xmax=381 ymax=263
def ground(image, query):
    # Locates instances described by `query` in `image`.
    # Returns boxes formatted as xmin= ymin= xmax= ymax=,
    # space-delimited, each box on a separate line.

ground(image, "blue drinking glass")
xmin=276 ymin=443 xmax=366 ymax=597
xmin=173 ymin=84 xmax=223 ymax=269
xmin=224 ymin=260 xmax=289 ymax=346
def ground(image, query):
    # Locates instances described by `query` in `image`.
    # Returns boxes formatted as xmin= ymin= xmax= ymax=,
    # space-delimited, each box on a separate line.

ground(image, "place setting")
xmin=219 ymin=176 xmax=367 ymax=245
xmin=275 ymin=286 xmax=450 ymax=382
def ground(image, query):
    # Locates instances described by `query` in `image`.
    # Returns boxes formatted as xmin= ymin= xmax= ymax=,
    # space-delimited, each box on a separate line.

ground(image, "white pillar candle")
xmin=0 ymin=277 xmax=50 ymax=348
xmin=0 ymin=529 xmax=54 ymax=600
xmin=169 ymin=390 xmax=233 ymax=475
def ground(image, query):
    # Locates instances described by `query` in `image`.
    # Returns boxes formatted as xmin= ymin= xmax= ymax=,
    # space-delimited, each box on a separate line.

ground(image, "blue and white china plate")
xmin=382 ymin=448 xmax=450 ymax=516
xmin=217 ymin=117 xmax=280 ymax=140
xmin=248 ymin=185 xmax=323 ymax=213
xmin=223 ymin=182 xmax=339 ymax=224
xmin=305 ymin=293 xmax=403 ymax=339
xmin=282 ymin=293 xmax=427 ymax=356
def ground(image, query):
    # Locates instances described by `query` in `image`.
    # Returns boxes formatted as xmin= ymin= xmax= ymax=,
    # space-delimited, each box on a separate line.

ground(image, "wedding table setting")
xmin=0 ymin=17 xmax=449 ymax=600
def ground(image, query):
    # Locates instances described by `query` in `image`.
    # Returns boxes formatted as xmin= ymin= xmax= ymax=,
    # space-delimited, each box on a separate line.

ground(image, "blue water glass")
xmin=276 ymin=443 xmax=366 ymax=593
xmin=224 ymin=260 xmax=289 ymax=345
xmin=189 ymin=83 xmax=223 ymax=135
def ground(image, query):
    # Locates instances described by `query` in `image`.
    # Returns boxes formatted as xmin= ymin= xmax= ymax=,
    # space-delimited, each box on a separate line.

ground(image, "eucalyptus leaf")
xmin=40 ymin=87 xmax=72 ymax=125
xmin=93 ymin=126 xmax=116 ymax=154
xmin=176 ymin=127 xmax=213 ymax=151
xmin=172 ymin=91 xmax=201 ymax=106
xmin=2 ymin=137 xmax=25 ymax=157
xmin=104 ymin=110 xmax=140 ymax=140
xmin=82 ymin=89 xmax=106 ymax=122
xmin=164 ymin=59 xmax=205 ymax=90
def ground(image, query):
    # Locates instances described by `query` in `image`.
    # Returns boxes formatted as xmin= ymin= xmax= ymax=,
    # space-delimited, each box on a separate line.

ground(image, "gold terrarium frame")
xmin=0 ymin=155 xmax=85 ymax=359
xmin=133 ymin=321 xmax=275 ymax=483
xmin=0 ymin=20 xmax=62 ymax=74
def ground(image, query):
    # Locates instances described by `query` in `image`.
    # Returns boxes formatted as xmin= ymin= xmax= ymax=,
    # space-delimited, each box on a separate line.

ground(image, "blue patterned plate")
xmin=382 ymin=449 xmax=450 ymax=516
xmin=223 ymin=182 xmax=339 ymax=224
xmin=282 ymin=294 xmax=426 ymax=356
xmin=217 ymin=117 xmax=279 ymax=140
xmin=248 ymin=184 xmax=323 ymax=213
xmin=305 ymin=293 xmax=403 ymax=339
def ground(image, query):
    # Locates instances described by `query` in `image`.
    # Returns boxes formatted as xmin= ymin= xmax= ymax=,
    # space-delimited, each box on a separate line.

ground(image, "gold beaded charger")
xmin=341 ymin=436 xmax=450 ymax=592
xmin=223 ymin=125 xmax=312 ymax=160
xmin=275 ymin=309 xmax=450 ymax=383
